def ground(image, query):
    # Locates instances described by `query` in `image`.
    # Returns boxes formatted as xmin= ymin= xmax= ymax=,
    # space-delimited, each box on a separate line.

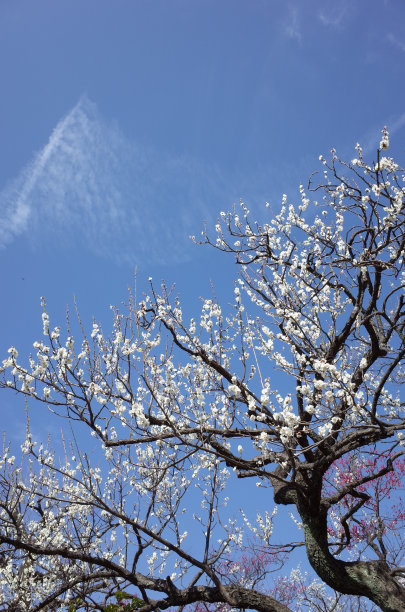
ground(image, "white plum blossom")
xmin=42 ymin=312 xmax=49 ymax=335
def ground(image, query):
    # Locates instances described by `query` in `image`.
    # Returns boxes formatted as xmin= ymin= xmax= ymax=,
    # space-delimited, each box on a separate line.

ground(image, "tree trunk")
xmin=301 ymin=508 xmax=405 ymax=612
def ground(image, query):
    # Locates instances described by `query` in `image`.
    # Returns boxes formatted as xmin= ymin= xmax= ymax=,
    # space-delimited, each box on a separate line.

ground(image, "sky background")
xmin=1 ymin=0 xmax=405 ymax=593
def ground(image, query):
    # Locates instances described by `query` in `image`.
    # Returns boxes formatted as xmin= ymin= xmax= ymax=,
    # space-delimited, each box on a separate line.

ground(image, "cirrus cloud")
xmin=0 ymin=96 xmax=228 ymax=266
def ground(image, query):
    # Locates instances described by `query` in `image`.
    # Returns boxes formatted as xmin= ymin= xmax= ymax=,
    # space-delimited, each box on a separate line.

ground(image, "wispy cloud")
xmin=284 ymin=6 xmax=302 ymax=43
xmin=0 ymin=96 xmax=228 ymax=266
xmin=0 ymin=180 xmax=31 ymax=249
xmin=387 ymin=32 xmax=405 ymax=53
xmin=318 ymin=1 xmax=351 ymax=28
xmin=389 ymin=112 xmax=405 ymax=134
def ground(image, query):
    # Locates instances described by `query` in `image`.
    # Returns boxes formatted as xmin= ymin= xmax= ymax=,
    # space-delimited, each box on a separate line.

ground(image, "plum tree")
xmin=1 ymin=128 xmax=404 ymax=611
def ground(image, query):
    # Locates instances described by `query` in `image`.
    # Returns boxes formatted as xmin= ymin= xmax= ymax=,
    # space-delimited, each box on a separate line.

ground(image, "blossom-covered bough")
xmin=1 ymin=129 xmax=404 ymax=611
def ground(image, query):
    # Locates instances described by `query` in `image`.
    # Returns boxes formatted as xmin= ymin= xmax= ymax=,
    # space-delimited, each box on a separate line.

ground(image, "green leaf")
xmin=115 ymin=590 xmax=132 ymax=602
xmin=67 ymin=597 xmax=82 ymax=612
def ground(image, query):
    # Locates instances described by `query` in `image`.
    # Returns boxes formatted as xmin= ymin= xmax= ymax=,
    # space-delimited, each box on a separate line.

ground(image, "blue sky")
xmin=0 ymin=0 xmax=405 ymax=588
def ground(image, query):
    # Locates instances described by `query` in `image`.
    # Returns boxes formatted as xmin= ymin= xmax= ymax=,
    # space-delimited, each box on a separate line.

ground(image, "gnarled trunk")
xmin=301 ymin=508 xmax=405 ymax=612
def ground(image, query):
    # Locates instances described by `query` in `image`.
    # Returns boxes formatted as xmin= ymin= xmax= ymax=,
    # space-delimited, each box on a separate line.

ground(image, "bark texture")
xmin=301 ymin=509 xmax=405 ymax=612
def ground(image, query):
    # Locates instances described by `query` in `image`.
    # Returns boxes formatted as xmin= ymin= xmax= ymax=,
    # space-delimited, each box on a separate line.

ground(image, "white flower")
xmin=318 ymin=422 xmax=332 ymax=437
xmin=8 ymin=346 xmax=18 ymax=359
xmin=380 ymin=129 xmax=389 ymax=150
xmin=42 ymin=312 xmax=49 ymax=335
xmin=375 ymin=157 xmax=398 ymax=172
xmin=280 ymin=426 xmax=294 ymax=443
xmin=51 ymin=327 xmax=60 ymax=340
xmin=314 ymin=379 xmax=326 ymax=391
xmin=228 ymin=384 xmax=241 ymax=397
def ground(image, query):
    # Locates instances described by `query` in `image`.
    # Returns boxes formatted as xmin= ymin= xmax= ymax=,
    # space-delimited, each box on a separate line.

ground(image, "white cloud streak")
xmin=284 ymin=6 xmax=302 ymax=43
xmin=318 ymin=1 xmax=351 ymax=28
xmin=389 ymin=112 xmax=405 ymax=134
xmin=387 ymin=32 xmax=405 ymax=53
xmin=0 ymin=96 xmax=227 ymax=266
